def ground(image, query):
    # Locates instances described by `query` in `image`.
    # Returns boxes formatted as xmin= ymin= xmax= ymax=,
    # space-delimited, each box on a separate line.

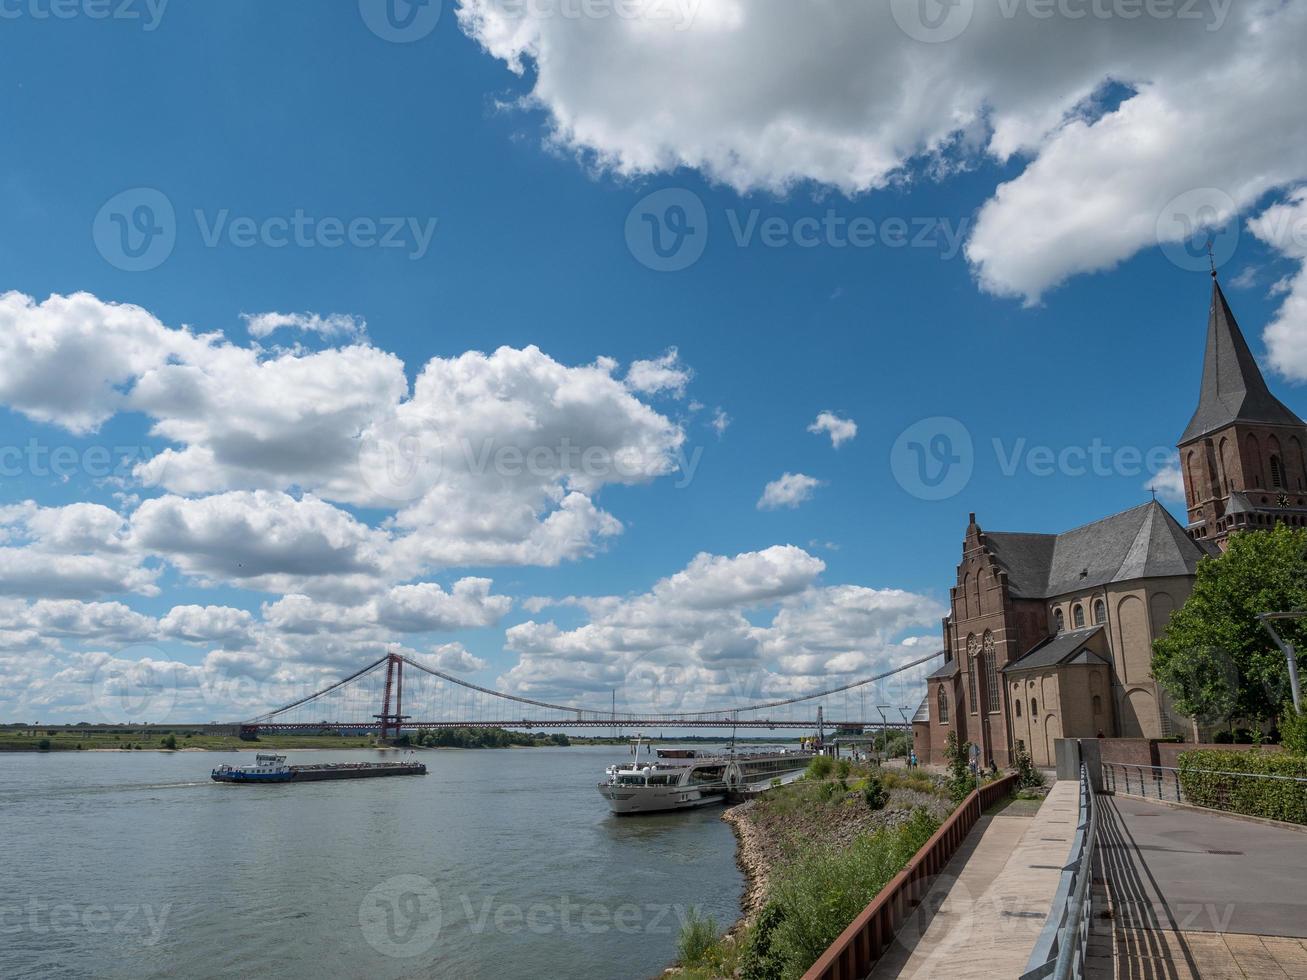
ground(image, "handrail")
xmin=802 ymin=773 xmax=1018 ymax=980
xmin=1021 ymin=764 xmax=1096 ymax=980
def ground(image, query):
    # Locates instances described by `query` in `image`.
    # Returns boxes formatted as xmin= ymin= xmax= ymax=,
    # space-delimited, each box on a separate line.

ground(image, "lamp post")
xmin=1259 ymin=612 xmax=1305 ymax=716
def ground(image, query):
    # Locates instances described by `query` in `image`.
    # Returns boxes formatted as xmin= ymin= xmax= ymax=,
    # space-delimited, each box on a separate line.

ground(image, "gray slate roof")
xmin=1180 ymin=280 xmax=1303 ymax=444
xmin=1004 ymin=626 xmax=1109 ymax=672
xmin=984 ymin=501 xmax=1208 ymax=600
xmin=927 ymin=657 xmax=959 ymax=680
xmin=912 ymin=696 xmax=929 ymax=724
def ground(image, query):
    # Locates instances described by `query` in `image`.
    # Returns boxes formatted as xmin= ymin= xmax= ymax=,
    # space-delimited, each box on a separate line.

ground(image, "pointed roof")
xmin=984 ymin=501 xmax=1209 ymax=599
xmin=1004 ymin=626 xmax=1109 ymax=672
xmin=1180 ymin=279 xmax=1303 ymax=444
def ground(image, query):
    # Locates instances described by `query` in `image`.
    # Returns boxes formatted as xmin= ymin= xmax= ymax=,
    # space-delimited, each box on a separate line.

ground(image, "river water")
xmin=0 ymin=746 xmax=744 ymax=980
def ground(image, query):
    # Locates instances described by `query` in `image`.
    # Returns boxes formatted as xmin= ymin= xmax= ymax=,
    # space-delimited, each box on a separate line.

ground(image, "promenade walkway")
xmin=868 ymin=780 xmax=1079 ymax=979
xmin=1090 ymin=794 xmax=1307 ymax=978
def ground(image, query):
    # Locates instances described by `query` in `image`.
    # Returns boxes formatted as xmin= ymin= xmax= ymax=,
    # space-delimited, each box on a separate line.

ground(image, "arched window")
xmin=1093 ymin=599 xmax=1106 ymax=625
xmin=1092 ymin=695 xmax=1103 ymax=715
xmin=1073 ymin=604 xmax=1086 ymax=629
xmin=966 ymin=635 xmax=978 ymax=712
xmin=1271 ymin=455 xmax=1286 ymax=489
xmin=1031 ymin=698 xmax=1038 ymax=717
xmin=1054 ymin=608 xmax=1065 ymax=633
xmin=937 ymin=686 xmax=949 ymax=725
xmin=983 ymin=632 xmax=999 ymax=714
xmin=1015 ymin=699 xmax=1022 ymax=718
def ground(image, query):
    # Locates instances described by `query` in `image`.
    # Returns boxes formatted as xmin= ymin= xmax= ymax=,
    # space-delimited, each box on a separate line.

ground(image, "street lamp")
xmin=1259 ymin=612 xmax=1305 ymax=716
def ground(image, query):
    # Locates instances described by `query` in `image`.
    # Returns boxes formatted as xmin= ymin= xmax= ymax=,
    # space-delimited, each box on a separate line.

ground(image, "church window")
xmin=1015 ymin=699 xmax=1022 ymax=718
xmin=1093 ymin=599 xmax=1106 ymax=625
xmin=1031 ymin=699 xmax=1038 ymax=717
xmin=937 ymin=686 xmax=949 ymax=725
xmin=1073 ymin=604 xmax=1086 ymax=629
xmin=1093 ymin=695 xmax=1103 ymax=715
xmin=983 ymin=632 xmax=999 ymax=713
xmin=1054 ymin=608 xmax=1065 ymax=633
xmin=968 ymin=662 xmax=978 ymax=713
xmin=1271 ymin=455 xmax=1286 ymax=489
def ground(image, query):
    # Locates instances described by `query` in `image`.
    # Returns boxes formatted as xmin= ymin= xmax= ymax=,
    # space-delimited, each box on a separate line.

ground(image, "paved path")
xmin=1090 ymin=794 xmax=1307 ymax=978
xmin=868 ymin=780 xmax=1079 ymax=979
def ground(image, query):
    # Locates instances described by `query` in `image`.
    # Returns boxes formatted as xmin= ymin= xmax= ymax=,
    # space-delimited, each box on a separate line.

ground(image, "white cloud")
xmin=242 ymin=311 xmax=367 ymax=342
xmin=458 ymin=1 xmax=1307 ymax=317
xmin=375 ymin=578 xmax=513 ymax=632
xmin=0 ymin=503 xmax=157 ymax=599
xmin=758 ymin=472 xmax=822 ymax=511
xmin=158 ymin=605 xmax=257 ymax=646
xmin=423 ymin=642 xmax=489 ymax=674
xmin=807 ymin=411 xmax=857 ymax=449
xmin=1146 ymin=456 xmax=1188 ymax=506
xmin=1248 ymin=189 xmax=1307 ymax=382
xmin=625 ymin=348 xmax=692 ymax=397
xmin=710 ymin=408 xmax=730 ymax=437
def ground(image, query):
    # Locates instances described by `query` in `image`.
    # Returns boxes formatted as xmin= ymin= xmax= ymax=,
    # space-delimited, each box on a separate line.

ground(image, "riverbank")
xmin=670 ymin=765 xmax=957 ymax=978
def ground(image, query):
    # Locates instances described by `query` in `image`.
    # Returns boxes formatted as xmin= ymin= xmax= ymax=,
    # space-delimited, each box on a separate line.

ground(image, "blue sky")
xmin=2 ymin=1 xmax=1306 ymax=723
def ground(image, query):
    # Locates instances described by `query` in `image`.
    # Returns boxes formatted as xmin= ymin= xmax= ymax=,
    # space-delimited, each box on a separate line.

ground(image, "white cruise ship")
xmin=597 ymin=738 xmax=814 ymax=815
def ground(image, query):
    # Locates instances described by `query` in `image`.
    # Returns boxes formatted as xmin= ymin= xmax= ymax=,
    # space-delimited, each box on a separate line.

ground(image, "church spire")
xmin=1178 ymin=278 xmax=1303 ymax=445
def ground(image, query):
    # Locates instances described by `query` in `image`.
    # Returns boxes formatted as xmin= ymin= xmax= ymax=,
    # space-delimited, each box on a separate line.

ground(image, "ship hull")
xmin=597 ymin=782 xmax=727 ymax=815
xmin=211 ymin=763 xmax=426 ymax=783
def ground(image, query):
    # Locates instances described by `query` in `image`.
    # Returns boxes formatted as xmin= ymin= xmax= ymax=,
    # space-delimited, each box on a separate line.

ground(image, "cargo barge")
xmin=210 ymin=753 xmax=426 ymax=784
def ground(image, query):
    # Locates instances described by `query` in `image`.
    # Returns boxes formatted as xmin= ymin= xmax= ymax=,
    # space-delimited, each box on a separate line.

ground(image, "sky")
xmin=2 ymin=0 xmax=1307 ymax=725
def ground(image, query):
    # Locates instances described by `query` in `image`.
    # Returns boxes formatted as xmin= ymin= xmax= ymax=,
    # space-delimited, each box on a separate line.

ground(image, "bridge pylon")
xmin=373 ymin=651 xmax=411 ymax=743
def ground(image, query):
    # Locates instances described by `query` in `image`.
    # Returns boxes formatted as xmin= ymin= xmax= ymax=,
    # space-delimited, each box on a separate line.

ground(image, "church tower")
xmin=1178 ymin=275 xmax=1307 ymax=548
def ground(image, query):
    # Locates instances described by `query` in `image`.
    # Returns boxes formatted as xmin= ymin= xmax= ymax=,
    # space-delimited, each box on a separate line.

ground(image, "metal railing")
xmin=1103 ymin=761 xmax=1307 ymax=820
xmin=802 ymin=773 xmax=1018 ymax=980
xmin=1021 ymin=764 xmax=1096 ymax=980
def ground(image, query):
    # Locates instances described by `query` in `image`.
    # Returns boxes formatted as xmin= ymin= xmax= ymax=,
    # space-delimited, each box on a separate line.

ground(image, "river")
xmin=0 ymin=746 xmax=744 ymax=980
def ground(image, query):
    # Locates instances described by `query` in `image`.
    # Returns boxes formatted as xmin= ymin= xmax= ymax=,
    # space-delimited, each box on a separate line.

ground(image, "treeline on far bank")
xmin=394 ymin=728 xmax=571 ymax=749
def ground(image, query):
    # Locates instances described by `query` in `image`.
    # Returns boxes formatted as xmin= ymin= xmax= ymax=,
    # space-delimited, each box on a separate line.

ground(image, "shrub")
xmin=676 ymin=909 xmax=717 ymax=967
xmin=739 ymin=902 xmax=786 ymax=980
xmin=1013 ymin=747 xmax=1044 ymax=789
xmin=862 ymin=774 xmax=888 ymax=810
xmin=1281 ymin=706 xmax=1307 ymax=757
xmin=1177 ymin=749 xmax=1307 ymax=825
xmin=37 ymin=738 xmax=51 ymax=750
xmin=835 ymin=758 xmax=852 ymax=780
xmin=161 ymin=734 xmax=177 ymax=750
xmin=805 ymin=755 xmax=834 ymax=780
xmin=757 ymin=808 xmax=940 ymax=979
xmin=944 ymin=732 xmax=975 ymax=803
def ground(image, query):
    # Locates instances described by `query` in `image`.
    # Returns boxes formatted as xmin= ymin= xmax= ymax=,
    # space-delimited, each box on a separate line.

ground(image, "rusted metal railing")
xmin=802 ymin=772 xmax=1019 ymax=980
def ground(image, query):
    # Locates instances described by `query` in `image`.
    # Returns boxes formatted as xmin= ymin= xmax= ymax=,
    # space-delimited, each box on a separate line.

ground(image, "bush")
xmin=1013 ymin=747 xmax=1044 ymax=789
xmin=161 ymin=734 xmax=177 ymax=750
xmin=751 ymin=809 xmax=940 ymax=979
xmin=37 ymin=738 xmax=51 ymax=750
xmin=944 ymin=732 xmax=975 ymax=803
xmin=835 ymin=758 xmax=852 ymax=780
xmin=862 ymin=774 xmax=888 ymax=810
xmin=676 ymin=909 xmax=717 ymax=967
xmin=1281 ymin=707 xmax=1307 ymax=757
xmin=805 ymin=755 xmax=834 ymax=780
xmin=1177 ymin=749 xmax=1307 ymax=825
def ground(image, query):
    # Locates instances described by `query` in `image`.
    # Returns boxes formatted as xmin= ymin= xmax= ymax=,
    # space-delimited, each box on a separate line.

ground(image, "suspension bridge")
xmin=238 ymin=649 xmax=943 ymax=739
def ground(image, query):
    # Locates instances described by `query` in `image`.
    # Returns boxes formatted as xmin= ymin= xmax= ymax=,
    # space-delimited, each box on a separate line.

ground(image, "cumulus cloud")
xmin=625 ymin=348 xmax=692 ymax=397
xmin=242 ymin=311 xmax=367 ymax=342
xmin=424 ymin=642 xmax=490 ymax=673
xmin=457 ymin=0 xmax=1307 ymax=320
xmin=807 ymin=411 xmax=857 ymax=449
xmin=758 ymin=472 xmax=822 ymax=511
xmin=1248 ymin=189 xmax=1307 ymax=382
xmin=1145 ymin=456 xmax=1188 ymax=506
xmin=0 ymin=503 xmax=157 ymax=599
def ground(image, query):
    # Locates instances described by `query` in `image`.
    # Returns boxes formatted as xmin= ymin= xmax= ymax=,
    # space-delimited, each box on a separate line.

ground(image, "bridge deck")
xmin=867 ymin=780 xmax=1079 ymax=979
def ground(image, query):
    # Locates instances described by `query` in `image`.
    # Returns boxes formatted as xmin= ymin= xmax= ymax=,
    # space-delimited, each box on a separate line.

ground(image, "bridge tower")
xmin=373 ymin=652 xmax=411 ymax=742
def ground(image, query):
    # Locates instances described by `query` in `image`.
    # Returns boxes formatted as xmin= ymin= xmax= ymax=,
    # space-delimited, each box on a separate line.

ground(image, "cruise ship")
xmin=597 ymin=739 xmax=814 ymax=814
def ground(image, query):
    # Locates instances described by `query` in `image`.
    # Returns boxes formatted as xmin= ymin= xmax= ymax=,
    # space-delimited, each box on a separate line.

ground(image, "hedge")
xmin=1177 ymin=750 xmax=1307 ymax=825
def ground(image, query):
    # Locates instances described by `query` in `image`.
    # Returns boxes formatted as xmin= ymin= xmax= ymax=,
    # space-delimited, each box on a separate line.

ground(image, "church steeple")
xmin=1179 ymin=278 xmax=1304 ymax=445
xmin=1177 ymin=277 xmax=1307 ymax=550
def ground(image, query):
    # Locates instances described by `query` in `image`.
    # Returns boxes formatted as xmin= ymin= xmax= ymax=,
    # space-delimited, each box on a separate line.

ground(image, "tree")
xmin=1152 ymin=525 xmax=1307 ymax=731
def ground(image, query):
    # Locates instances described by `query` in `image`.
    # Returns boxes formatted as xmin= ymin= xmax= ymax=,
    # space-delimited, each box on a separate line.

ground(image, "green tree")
xmin=943 ymin=731 xmax=974 ymax=803
xmin=1152 ymin=525 xmax=1307 ymax=731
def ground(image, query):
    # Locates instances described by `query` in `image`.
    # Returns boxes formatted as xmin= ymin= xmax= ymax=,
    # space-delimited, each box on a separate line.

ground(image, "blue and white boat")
xmin=211 ymin=753 xmax=294 ymax=783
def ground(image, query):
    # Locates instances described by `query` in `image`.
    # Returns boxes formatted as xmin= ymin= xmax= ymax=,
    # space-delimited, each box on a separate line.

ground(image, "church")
xmin=913 ymin=277 xmax=1307 ymax=768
